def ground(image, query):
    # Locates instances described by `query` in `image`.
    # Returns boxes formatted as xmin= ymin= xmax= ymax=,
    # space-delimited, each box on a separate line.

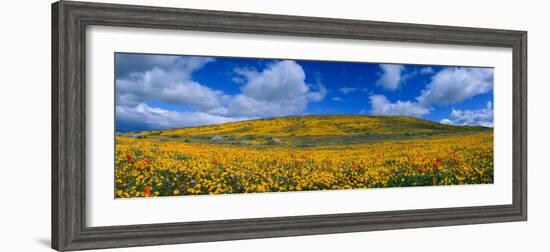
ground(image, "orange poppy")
xmin=144 ymin=186 xmax=152 ymax=197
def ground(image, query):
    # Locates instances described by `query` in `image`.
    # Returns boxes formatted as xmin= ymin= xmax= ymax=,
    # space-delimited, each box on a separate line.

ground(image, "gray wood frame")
xmin=52 ymin=1 xmax=527 ymax=251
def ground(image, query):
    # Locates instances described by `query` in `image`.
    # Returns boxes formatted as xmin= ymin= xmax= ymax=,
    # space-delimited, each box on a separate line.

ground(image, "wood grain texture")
xmin=51 ymin=1 xmax=528 ymax=251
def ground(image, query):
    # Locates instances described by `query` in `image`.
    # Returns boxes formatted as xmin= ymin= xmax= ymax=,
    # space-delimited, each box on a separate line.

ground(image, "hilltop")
xmin=122 ymin=114 xmax=491 ymax=147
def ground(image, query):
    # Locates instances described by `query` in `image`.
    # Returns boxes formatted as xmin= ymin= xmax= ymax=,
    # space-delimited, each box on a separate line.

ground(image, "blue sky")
xmin=115 ymin=53 xmax=494 ymax=132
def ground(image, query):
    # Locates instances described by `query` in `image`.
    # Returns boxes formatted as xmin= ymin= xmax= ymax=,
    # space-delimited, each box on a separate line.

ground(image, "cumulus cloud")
xmin=417 ymin=67 xmax=493 ymax=105
xmin=242 ymin=61 xmax=310 ymax=101
xmin=440 ymin=102 xmax=494 ymax=127
xmin=115 ymin=55 xmax=221 ymax=109
xmin=115 ymin=54 xmax=214 ymax=79
xmin=116 ymin=58 xmax=326 ymax=130
xmin=116 ymin=68 xmax=226 ymax=110
xmin=116 ymin=54 xmax=179 ymax=78
xmin=368 ymin=66 xmax=493 ymax=124
xmin=375 ymin=64 xmax=405 ymax=91
xmin=369 ymin=94 xmax=430 ymax=117
xmin=116 ymin=103 xmax=251 ymax=131
xmin=210 ymin=60 xmax=326 ymax=117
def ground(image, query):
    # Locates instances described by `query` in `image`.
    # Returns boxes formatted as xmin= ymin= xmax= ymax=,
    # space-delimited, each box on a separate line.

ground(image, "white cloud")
xmin=213 ymin=94 xmax=313 ymax=117
xmin=367 ymin=66 xmax=494 ymax=125
xmin=241 ymin=61 xmax=309 ymax=101
xmin=233 ymin=66 xmax=259 ymax=80
xmin=420 ymin=67 xmax=434 ymax=74
xmin=339 ymin=87 xmax=357 ymax=94
xmin=116 ymin=54 xmax=179 ymax=78
xmin=307 ymin=83 xmax=327 ymax=102
xmin=116 ymin=56 xmax=223 ymax=110
xmin=375 ymin=64 xmax=405 ymax=91
xmin=116 ymin=59 xmax=326 ymax=129
xmin=332 ymin=97 xmax=345 ymax=101
xmin=117 ymin=103 xmax=251 ymax=130
xmin=440 ymin=101 xmax=493 ymax=127
xmin=339 ymin=86 xmax=368 ymax=94
xmin=116 ymin=68 xmax=226 ymax=110
xmin=212 ymin=60 xmax=326 ymax=117
xmin=369 ymin=94 xmax=430 ymax=117
xmin=417 ymin=67 xmax=493 ymax=105
xmin=116 ymin=54 xmax=214 ymax=78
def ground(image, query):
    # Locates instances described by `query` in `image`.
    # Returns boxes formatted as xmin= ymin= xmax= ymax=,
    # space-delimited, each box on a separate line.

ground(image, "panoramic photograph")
xmin=114 ymin=53 xmax=494 ymax=198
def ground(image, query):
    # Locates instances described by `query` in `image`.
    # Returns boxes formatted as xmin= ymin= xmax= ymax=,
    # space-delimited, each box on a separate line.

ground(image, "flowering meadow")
xmin=115 ymin=115 xmax=493 ymax=198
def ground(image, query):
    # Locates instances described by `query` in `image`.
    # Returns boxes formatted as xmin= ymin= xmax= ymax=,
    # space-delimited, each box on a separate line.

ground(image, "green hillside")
xmin=122 ymin=115 xmax=491 ymax=147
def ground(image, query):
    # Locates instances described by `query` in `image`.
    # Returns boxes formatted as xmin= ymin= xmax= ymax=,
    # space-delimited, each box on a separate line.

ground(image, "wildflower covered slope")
xmin=115 ymin=115 xmax=493 ymax=198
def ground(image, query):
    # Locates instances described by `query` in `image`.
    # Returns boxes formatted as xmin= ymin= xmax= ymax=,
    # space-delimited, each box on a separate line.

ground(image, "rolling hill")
xmin=122 ymin=115 xmax=491 ymax=147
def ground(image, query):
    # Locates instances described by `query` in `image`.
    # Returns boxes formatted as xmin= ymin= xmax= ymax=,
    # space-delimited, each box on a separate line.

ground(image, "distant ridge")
xmin=135 ymin=114 xmax=489 ymax=137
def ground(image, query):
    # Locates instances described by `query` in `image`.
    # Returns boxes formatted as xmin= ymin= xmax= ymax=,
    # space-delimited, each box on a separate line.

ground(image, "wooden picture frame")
xmin=52 ymin=1 xmax=527 ymax=251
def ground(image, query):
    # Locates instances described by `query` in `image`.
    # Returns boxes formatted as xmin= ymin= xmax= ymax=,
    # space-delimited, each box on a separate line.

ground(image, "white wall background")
xmin=0 ymin=0 xmax=547 ymax=251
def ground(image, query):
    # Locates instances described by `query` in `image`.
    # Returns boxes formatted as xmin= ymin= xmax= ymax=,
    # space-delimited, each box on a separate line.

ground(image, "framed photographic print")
xmin=52 ymin=1 xmax=527 ymax=251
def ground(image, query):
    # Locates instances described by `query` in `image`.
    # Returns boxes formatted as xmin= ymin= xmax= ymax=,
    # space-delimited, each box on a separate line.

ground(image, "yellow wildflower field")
xmin=115 ymin=116 xmax=493 ymax=198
